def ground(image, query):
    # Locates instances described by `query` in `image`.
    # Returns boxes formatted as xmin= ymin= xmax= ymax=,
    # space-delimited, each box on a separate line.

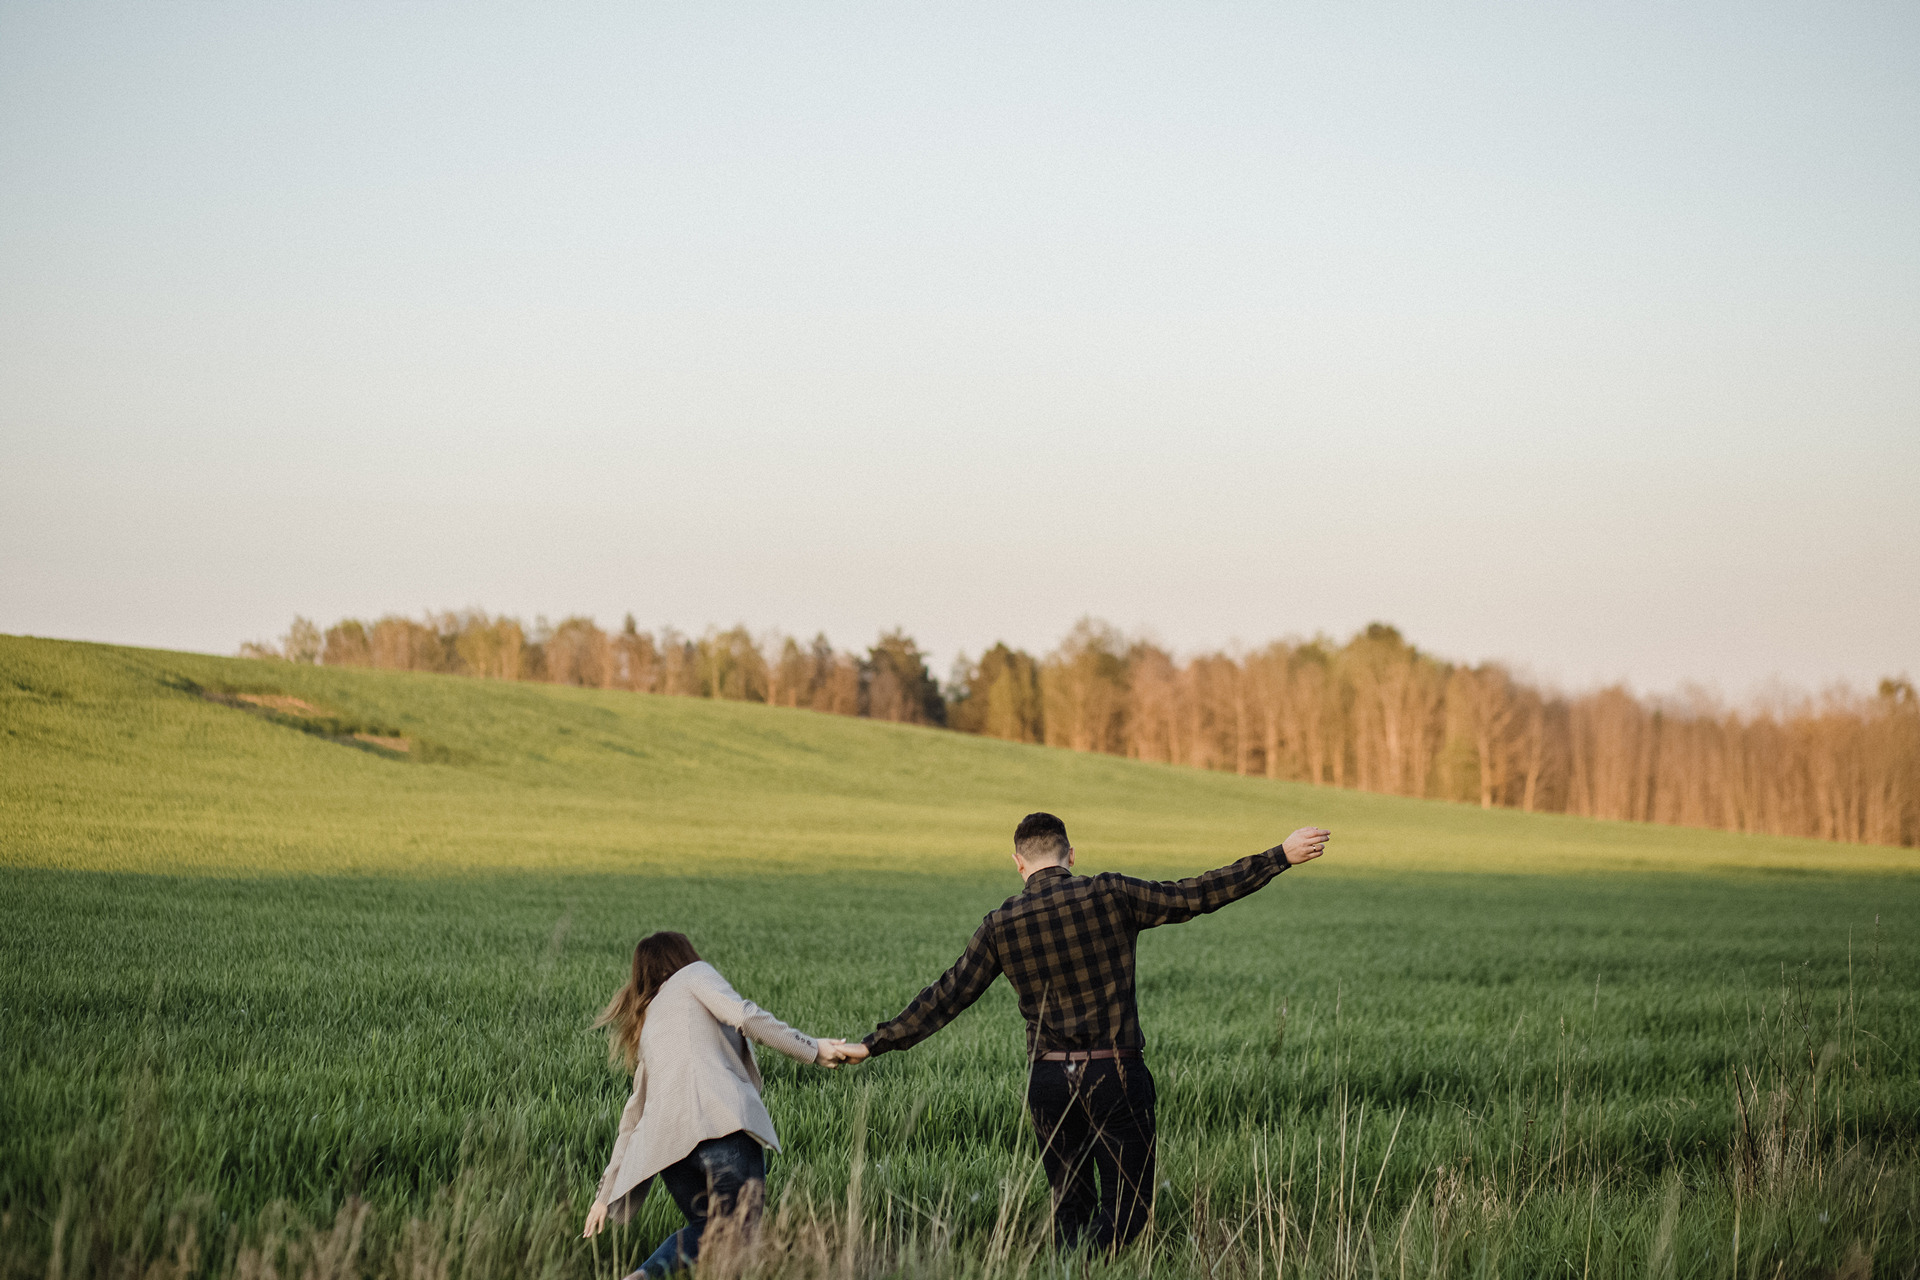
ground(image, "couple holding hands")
xmin=581 ymin=811 xmax=1331 ymax=1276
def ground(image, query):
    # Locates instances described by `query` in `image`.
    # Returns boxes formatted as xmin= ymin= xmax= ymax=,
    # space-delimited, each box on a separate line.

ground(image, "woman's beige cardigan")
xmin=594 ymin=961 xmax=820 ymax=1220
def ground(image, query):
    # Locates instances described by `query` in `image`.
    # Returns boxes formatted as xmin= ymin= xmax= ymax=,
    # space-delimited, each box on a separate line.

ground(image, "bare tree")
xmin=805 ymin=634 xmax=861 ymax=715
xmin=1123 ymin=641 xmax=1179 ymax=764
xmin=321 ymin=619 xmax=371 ymax=667
xmin=613 ymin=615 xmax=659 ymax=692
xmin=1446 ymin=664 xmax=1525 ymax=808
xmin=766 ymin=634 xmax=810 ymax=708
xmin=1343 ymin=624 xmax=1446 ymax=797
xmin=546 ymin=617 xmax=613 ymax=687
xmin=281 ymin=617 xmax=322 ymax=664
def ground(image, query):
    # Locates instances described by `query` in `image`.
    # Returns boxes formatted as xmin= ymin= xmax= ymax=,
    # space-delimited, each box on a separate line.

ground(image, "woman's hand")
xmin=581 ymin=1201 xmax=608 ymax=1238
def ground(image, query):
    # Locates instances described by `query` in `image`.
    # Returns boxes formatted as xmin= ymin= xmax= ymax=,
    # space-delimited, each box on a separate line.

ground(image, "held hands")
xmin=1281 ymin=827 xmax=1331 ymax=865
xmin=816 ymin=1039 xmax=872 ymax=1068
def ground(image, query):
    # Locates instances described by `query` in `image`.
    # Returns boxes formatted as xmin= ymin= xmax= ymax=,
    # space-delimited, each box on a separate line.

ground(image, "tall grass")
xmin=4 ymin=870 xmax=1915 ymax=1278
xmin=6 ymin=988 xmax=1911 ymax=1280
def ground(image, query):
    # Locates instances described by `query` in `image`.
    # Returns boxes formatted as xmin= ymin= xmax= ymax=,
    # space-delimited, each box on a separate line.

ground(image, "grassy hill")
xmin=3 ymin=634 xmax=1911 ymax=876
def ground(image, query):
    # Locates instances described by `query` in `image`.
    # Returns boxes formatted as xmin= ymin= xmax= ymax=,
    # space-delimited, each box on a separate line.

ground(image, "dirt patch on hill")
xmin=234 ymin=693 xmax=322 ymax=716
xmin=188 ymin=683 xmax=440 ymax=761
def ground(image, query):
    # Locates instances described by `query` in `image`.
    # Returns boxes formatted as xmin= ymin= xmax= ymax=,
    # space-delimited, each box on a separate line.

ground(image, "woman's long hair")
xmin=594 ymin=931 xmax=701 ymax=1070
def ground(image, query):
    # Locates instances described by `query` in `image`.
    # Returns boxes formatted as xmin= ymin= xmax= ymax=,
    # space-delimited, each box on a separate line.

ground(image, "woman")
xmin=581 ymin=931 xmax=847 ymax=1276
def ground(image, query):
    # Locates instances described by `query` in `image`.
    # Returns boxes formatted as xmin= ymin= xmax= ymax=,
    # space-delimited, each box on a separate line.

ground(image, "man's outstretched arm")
xmin=859 ymin=918 xmax=1002 ymax=1057
xmin=1116 ymin=826 xmax=1329 ymax=929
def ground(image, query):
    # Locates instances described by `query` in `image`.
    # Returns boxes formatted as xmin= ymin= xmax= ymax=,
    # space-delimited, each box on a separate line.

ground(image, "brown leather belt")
xmin=1036 ymin=1049 xmax=1143 ymax=1062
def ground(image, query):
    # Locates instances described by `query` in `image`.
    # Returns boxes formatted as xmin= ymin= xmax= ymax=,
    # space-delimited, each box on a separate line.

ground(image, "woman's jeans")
xmin=632 ymin=1131 xmax=766 ymax=1278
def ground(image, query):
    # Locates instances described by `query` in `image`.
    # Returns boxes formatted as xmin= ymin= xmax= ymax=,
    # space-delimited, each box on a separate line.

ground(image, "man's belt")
xmin=1036 ymin=1048 xmax=1143 ymax=1062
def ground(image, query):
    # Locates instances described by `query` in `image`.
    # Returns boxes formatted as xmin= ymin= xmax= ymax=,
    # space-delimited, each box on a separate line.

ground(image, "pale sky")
xmin=3 ymin=1 xmax=1915 ymax=700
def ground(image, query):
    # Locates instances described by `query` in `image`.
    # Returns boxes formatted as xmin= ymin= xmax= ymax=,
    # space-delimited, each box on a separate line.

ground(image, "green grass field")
xmin=3 ymin=636 xmax=1917 ymax=1279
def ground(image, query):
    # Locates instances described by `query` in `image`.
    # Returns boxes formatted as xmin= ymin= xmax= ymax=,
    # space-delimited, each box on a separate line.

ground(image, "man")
xmin=838 ymin=811 xmax=1329 ymax=1252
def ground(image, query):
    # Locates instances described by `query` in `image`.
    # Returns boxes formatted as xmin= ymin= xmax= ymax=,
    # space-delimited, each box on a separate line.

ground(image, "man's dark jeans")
xmin=1027 ymin=1058 xmax=1157 ymax=1251
xmin=630 ymin=1131 xmax=766 ymax=1278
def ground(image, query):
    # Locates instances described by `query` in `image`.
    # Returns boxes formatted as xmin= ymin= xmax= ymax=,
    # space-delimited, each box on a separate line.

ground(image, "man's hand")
xmin=1281 ymin=827 xmax=1330 ymax=865
xmin=838 ymin=1041 xmax=871 ymax=1065
xmin=581 ymin=1201 xmax=608 ymax=1238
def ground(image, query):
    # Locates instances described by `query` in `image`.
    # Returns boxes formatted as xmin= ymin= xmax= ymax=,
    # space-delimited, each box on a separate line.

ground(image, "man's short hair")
xmin=1014 ymin=812 xmax=1070 ymax=864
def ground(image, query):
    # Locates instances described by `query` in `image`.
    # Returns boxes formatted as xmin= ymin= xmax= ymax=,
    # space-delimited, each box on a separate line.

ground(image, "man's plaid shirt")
xmin=862 ymin=847 xmax=1291 ymax=1058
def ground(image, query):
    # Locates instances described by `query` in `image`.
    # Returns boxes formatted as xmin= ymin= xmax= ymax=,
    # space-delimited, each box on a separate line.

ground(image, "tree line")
xmin=249 ymin=612 xmax=944 ymax=726
xmin=245 ymin=611 xmax=1920 ymax=848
